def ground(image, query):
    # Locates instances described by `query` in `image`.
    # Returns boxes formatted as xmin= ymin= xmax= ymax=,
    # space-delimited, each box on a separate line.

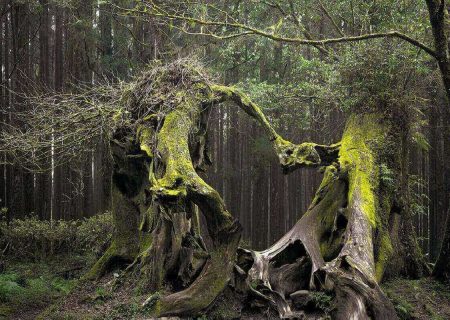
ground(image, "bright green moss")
xmin=151 ymin=100 xmax=197 ymax=196
xmin=112 ymin=109 xmax=124 ymax=123
xmin=339 ymin=114 xmax=386 ymax=227
xmin=375 ymin=232 xmax=394 ymax=281
xmin=210 ymin=84 xmax=234 ymax=97
xmin=138 ymin=125 xmax=153 ymax=157
xmin=356 ymin=174 xmax=377 ymax=226
xmin=83 ymin=242 xmax=118 ymax=280
xmin=272 ymin=136 xmax=325 ymax=168
xmin=338 ymin=113 xmax=400 ymax=281
xmin=139 ymin=233 xmax=153 ymax=253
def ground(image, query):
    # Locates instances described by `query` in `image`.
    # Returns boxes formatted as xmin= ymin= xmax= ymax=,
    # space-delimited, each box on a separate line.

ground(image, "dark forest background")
xmin=0 ymin=0 xmax=448 ymax=260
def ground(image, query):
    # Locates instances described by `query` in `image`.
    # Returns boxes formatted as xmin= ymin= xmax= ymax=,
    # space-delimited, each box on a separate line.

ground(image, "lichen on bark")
xmin=79 ymin=60 xmax=425 ymax=319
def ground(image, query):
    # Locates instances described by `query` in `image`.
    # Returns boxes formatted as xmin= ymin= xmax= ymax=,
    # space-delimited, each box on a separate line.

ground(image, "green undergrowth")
xmin=0 ymin=212 xmax=113 ymax=319
xmin=310 ymin=291 xmax=334 ymax=315
xmin=2 ymin=256 xmax=449 ymax=320
xmin=0 ymin=212 xmax=113 ymax=262
xmin=383 ymin=277 xmax=450 ymax=320
xmin=0 ymin=258 xmax=82 ymax=319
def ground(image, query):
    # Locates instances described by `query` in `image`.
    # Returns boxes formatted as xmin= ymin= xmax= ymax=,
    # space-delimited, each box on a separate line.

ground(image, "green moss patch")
xmin=0 ymin=261 xmax=76 ymax=319
xmin=339 ymin=113 xmax=386 ymax=227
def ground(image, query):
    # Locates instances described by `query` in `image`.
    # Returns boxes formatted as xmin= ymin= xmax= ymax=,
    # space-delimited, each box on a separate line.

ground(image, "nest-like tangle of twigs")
xmin=0 ymin=58 xmax=214 ymax=171
xmin=120 ymin=58 xmax=213 ymax=119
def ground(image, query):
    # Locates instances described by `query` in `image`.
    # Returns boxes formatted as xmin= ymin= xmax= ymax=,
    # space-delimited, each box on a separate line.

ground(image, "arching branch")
xmin=117 ymin=1 xmax=438 ymax=60
xmin=210 ymin=85 xmax=340 ymax=172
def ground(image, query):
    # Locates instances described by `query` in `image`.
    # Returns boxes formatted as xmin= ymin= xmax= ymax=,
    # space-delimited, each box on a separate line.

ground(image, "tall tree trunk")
xmin=65 ymin=0 xmax=94 ymax=218
xmin=0 ymin=5 xmax=5 ymax=213
xmin=428 ymin=103 xmax=446 ymax=261
xmin=3 ymin=2 xmax=11 ymax=222
xmin=426 ymin=0 xmax=450 ymax=102
xmin=426 ymin=0 xmax=450 ymax=279
xmin=52 ymin=3 xmax=64 ymax=219
xmin=10 ymin=2 xmax=30 ymax=218
xmin=35 ymin=0 xmax=51 ymax=220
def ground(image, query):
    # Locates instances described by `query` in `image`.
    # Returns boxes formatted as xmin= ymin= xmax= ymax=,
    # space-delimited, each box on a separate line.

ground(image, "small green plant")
xmin=380 ymin=163 xmax=395 ymax=188
xmin=393 ymin=299 xmax=414 ymax=320
xmin=92 ymin=286 xmax=112 ymax=303
xmin=249 ymin=279 xmax=259 ymax=290
xmin=310 ymin=291 xmax=334 ymax=315
xmin=109 ymin=302 xmax=141 ymax=318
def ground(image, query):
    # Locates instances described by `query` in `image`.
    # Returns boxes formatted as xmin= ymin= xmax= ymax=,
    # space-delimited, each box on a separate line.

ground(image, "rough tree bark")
xmin=433 ymin=207 xmax=450 ymax=281
xmin=426 ymin=0 xmax=450 ymax=281
xmin=426 ymin=0 xmax=450 ymax=102
xmin=84 ymin=62 xmax=425 ymax=319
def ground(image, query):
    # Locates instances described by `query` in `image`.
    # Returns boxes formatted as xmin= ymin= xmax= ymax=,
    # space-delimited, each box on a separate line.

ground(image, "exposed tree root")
xmin=78 ymin=62 xmax=428 ymax=319
xmin=152 ymin=222 xmax=241 ymax=316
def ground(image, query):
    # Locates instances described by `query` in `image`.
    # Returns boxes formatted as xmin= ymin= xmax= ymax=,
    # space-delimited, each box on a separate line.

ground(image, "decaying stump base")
xmin=77 ymin=61 xmax=428 ymax=320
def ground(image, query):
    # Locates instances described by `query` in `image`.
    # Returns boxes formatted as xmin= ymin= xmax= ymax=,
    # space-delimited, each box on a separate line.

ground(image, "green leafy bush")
xmin=76 ymin=212 xmax=114 ymax=257
xmin=0 ymin=212 xmax=113 ymax=262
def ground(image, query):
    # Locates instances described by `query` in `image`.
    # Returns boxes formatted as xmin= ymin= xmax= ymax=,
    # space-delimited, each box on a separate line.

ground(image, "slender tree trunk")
xmin=3 ymin=2 xmax=11 ymax=222
xmin=52 ymin=3 xmax=64 ymax=219
xmin=10 ymin=2 xmax=30 ymax=218
xmin=65 ymin=0 xmax=94 ymax=218
xmin=0 ymin=7 xmax=5 ymax=212
xmin=35 ymin=0 xmax=51 ymax=220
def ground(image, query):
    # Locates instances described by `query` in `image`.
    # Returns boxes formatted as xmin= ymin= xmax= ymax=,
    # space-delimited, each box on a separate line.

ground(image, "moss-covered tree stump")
xmin=81 ymin=60 xmax=426 ymax=319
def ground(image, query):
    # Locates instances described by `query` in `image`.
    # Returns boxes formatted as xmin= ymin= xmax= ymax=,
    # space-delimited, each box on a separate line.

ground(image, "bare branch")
xmin=0 ymin=59 xmax=215 ymax=173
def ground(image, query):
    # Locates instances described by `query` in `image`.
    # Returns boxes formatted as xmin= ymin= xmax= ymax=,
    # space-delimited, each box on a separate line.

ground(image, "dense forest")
xmin=0 ymin=0 xmax=449 ymax=319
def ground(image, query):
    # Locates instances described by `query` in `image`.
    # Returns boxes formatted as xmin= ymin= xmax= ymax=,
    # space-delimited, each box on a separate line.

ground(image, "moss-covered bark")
xmin=84 ymin=128 xmax=146 ymax=280
xmin=83 ymin=62 xmax=425 ymax=319
xmin=228 ymin=113 xmax=407 ymax=319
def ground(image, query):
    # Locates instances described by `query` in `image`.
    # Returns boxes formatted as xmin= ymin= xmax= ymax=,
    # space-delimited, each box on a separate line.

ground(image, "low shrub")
xmin=76 ymin=212 xmax=114 ymax=258
xmin=0 ymin=212 xmax=113 ymax=262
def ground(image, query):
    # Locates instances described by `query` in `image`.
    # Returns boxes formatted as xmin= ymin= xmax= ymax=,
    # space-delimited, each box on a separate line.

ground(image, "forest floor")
xmin=0 ymin=256 xmax=83 ymax=320
xmin=1 ymin=256 xmax=449 ymax=320
xmin=382 ymin=277 xmax=450 ymax=320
